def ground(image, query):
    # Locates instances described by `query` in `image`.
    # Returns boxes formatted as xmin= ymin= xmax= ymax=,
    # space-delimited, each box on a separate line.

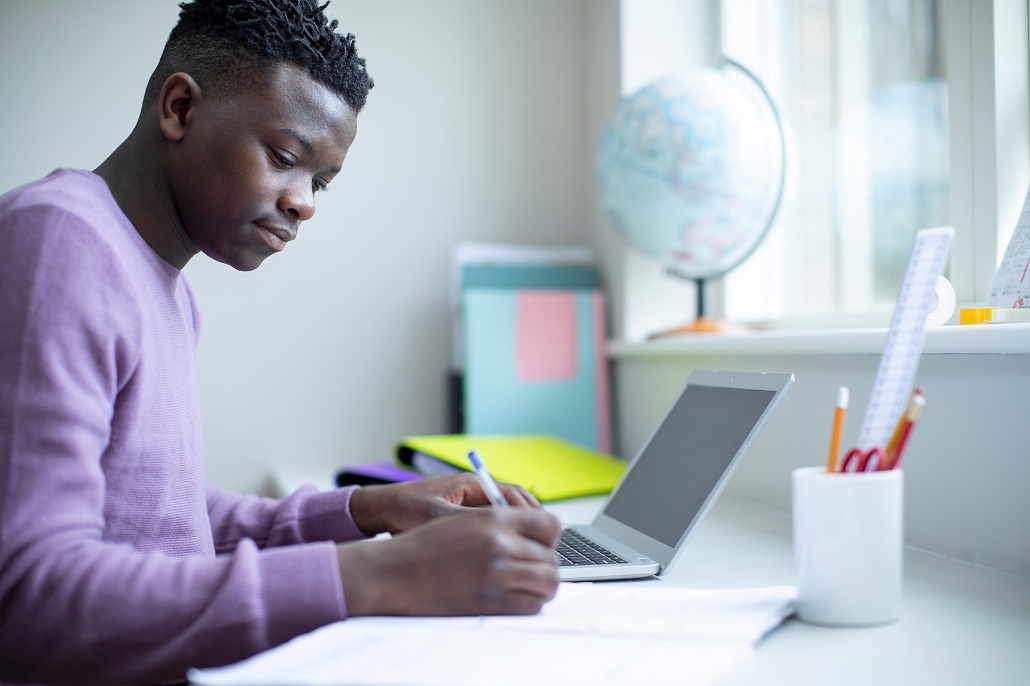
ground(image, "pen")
xmin=826 ymin=386 xmax=849 ymax=472
xmin=468 ymin=450 xmax=508 ymax=508
xmin=883 ymin=393 xmax=926 ymax=470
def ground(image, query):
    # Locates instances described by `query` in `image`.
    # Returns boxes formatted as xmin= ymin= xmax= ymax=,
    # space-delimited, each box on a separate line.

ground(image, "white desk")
xmin=547 ymin=495 xmax=1030 ymax=686
xmin=270 ymin=471 xmax=1030 ymax=685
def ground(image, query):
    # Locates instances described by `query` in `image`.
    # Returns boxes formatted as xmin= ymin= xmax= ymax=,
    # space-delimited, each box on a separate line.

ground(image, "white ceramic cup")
xmin=792 ymin=466 xmax=903 ymax=627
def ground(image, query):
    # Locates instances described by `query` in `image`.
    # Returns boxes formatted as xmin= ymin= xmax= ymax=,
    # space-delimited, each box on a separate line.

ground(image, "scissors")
xmin=839 ymin=446 xmax=886 ymax=472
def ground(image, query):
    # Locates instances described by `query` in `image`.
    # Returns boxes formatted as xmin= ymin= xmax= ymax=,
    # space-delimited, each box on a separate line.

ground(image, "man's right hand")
xmin=336 ymin=508 xmax=561 ymax=617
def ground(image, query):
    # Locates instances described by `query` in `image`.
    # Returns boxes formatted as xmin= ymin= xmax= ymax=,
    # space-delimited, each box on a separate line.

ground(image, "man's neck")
xmin=93 ymin=131 xmax=198 ymax=271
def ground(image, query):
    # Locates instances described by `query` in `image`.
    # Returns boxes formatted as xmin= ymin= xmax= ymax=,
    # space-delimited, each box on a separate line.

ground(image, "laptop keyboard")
xmin=556 ymin=528 xmax=628 ymax=567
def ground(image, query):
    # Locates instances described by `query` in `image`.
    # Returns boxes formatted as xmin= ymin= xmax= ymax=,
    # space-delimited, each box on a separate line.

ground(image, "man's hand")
xmin=349 ymin=474 xmax=540 ymax=536
xmin=337 ymin=507 xmax=561 ymax=616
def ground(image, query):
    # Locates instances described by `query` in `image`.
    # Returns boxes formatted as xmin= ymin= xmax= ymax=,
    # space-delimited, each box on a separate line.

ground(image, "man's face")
xmin=167 ymin=62 xmax=357 ymax=271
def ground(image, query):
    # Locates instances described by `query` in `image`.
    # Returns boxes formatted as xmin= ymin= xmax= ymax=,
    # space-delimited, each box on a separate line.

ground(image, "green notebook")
xmin=395 ymin=434 xmax=626 ymax=502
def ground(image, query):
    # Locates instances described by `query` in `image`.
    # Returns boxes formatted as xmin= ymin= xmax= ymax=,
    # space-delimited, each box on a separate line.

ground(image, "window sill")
xmin=608 ymin=322 xmax=1030 ymax=358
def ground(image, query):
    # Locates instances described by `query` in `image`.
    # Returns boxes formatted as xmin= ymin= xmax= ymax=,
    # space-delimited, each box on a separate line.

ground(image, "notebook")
xmin=559 ymin=369 xmax=794 ymax=581
xmin=395 ymin=434 xmax=626 ymax=501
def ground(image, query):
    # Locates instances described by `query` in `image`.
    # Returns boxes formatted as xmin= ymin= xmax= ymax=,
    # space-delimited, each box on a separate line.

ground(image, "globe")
xmin=595 ymin=60 xmax=786 ymax=331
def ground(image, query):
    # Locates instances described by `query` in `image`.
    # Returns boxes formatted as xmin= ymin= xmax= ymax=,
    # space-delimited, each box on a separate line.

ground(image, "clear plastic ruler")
xmin=856 ymin=226 xmax=954 ymax=451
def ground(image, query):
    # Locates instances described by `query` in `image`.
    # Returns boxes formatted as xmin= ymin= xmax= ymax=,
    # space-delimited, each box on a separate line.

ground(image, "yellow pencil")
xmin=826 ymin=386 xmax=849 ymax=472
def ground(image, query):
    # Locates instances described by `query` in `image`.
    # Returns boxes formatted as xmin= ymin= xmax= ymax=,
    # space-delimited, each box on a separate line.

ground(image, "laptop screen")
xmin=601 ymin=384 xmax=777 ymax=547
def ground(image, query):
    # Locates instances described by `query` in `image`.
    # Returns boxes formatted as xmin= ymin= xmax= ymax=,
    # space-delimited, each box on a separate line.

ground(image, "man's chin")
xmin=207 ymin=249 xmax=271 ymax=272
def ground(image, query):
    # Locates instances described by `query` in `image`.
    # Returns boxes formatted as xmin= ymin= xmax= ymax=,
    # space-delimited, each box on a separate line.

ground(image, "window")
xmin=611 ymin=0 xmax=1029 ymax=338
xmin=722 ymin=0 xmax=952 ymax=324
xmin=721 ymin=0 xmax=1030 ymax=327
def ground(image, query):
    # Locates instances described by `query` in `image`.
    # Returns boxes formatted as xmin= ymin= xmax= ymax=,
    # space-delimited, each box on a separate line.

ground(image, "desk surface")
xmin=272 ymin=471 xmax=1030 ymax=685
xmin=547 ymin=495 xmax=1030 ymax=686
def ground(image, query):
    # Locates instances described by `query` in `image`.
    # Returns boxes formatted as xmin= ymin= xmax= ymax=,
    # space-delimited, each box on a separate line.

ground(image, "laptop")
xmin=557 ymin=369 xmax=794 ymax=581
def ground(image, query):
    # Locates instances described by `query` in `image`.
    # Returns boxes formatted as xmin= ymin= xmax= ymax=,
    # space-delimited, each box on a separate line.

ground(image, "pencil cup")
xmin=792 ymin=466 xmax=903 ymax=627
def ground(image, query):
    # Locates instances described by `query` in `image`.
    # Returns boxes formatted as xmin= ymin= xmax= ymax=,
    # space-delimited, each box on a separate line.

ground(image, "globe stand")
xmin=647 ymin=278 xmax=747 ymax=340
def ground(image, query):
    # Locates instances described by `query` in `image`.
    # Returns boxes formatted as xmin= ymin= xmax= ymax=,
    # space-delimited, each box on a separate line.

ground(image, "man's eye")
xmin=272 ymin=151 xmax=294 ymax=168
xmin=313 ymin=179 xmax=328 ymax=193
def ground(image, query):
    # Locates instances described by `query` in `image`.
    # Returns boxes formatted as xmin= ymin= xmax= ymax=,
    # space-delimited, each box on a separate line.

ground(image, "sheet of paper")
xmin=478 ymin=582 xmax=797 ymax=642
xmin=188 ymin=584 xmax=797 ymax=686
xmin=987 ymin=185 xmax=1030 ymax=308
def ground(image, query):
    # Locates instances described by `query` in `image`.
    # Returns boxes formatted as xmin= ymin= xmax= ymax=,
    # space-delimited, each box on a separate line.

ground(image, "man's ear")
xmin=157 ymin=72 xmax=203 ymax=142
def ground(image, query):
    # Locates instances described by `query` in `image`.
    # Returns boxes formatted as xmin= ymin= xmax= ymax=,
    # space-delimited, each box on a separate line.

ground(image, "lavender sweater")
xmin=0 ymin=170 xmax=369 ymax=685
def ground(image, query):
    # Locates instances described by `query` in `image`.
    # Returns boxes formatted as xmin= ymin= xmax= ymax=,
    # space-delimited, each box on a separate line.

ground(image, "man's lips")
xmin=255 ymin=222 xmax=296 ymax=251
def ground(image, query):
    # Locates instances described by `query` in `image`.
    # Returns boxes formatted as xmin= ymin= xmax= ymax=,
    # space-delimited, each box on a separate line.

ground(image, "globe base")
xmin=647 ymin=317 xmax=749 ymax=340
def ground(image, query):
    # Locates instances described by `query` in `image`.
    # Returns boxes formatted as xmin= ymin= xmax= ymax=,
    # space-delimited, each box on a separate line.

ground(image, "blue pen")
xmin=468 ymin=450 xmax=507 ymax=508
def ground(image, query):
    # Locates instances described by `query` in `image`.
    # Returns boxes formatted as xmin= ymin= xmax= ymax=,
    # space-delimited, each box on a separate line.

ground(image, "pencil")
xmin=884 ymin=393 xmax=926 ymax=470
xmin=885 ymin=388 xmax=923 ymax=464
xmin=826 ymin=386 xmax=849 ymax=472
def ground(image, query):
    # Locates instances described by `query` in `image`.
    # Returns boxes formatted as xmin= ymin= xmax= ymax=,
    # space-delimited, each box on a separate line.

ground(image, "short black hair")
xmin=143 ymin=0 xmax=374 ymax=114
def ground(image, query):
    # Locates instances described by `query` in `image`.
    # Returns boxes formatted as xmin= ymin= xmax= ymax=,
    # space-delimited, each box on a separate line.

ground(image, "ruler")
xmin=856 ymin=226 xmax=954 ymax=451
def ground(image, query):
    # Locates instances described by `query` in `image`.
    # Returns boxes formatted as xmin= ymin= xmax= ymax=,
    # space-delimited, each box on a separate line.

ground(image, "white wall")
xmin=0 ymin=0 xmax=620 ymax=495
xmin=612 ymin=343 xmax=1030 ymax=578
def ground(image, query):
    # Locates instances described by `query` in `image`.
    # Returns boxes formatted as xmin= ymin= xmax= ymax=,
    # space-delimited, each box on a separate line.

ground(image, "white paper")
xmin=188 ymin=584 xmax=796 ymax=686
xmin=987 ymin=185 xmax=1030 ymax=308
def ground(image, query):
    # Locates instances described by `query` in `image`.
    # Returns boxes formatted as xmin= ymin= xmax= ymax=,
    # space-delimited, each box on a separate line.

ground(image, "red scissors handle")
xmin=839 ymin=447 xmax=886 ymax=472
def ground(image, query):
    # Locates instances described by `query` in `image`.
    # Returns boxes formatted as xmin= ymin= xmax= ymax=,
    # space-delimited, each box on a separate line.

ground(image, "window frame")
xmin=947 ymin=0 xmax=1030 ymax=305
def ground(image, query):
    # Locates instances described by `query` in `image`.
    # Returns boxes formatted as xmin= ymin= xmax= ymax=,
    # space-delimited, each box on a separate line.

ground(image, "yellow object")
xmin=825 ymin=386 xmax=848 ymax=473
xmin=395 ymin=434 xmax=626 ymax=501
xmin=959 ymin=307 xmax=994 ymax=324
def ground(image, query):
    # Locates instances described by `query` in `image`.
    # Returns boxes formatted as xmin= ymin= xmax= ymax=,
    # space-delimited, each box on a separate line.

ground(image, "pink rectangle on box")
xmin=515 ymin=291 xmax=577 ymax=381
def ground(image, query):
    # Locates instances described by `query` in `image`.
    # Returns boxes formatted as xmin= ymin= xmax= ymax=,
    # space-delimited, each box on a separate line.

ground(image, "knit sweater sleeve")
xmin=0 ymin=184 xmax=348 ymax=685
xmin=206 ymin=484 xmax=371 ymax=553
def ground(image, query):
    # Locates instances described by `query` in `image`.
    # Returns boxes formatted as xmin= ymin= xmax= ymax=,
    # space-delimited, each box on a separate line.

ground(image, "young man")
xmin=0 ymin=1 xmax=561 ymax=684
